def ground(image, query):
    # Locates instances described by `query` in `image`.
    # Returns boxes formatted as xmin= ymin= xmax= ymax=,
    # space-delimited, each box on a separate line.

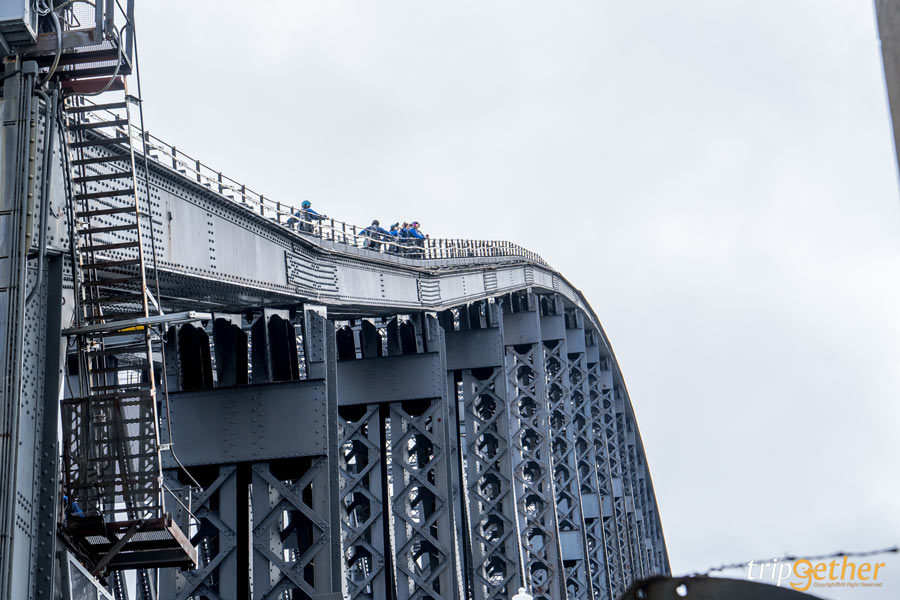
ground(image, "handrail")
xmin=75 ymin=98 xmax=550 ymax=267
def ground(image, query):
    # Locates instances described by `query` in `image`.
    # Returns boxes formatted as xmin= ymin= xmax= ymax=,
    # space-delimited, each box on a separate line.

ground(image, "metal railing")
xmin=75 ymin=98 xmax=550 ymax=267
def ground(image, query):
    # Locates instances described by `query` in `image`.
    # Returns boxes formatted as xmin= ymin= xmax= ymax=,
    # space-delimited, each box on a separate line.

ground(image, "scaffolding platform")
xmin=65 ymin=514 xmax=197 ymax=573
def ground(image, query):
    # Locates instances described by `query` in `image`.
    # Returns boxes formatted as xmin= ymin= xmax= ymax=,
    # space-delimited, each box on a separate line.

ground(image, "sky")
xmin=134 ymin=2 xmax=900 ymax=597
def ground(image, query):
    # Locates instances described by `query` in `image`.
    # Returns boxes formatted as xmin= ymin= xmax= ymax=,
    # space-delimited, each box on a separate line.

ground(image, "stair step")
xmin=74 ymin=171 xmax=133 ymax=184
xmin=86 ymin=450 xmax=160 ymax=461
xmin=79 ymin=223 xmax=139 ymax=236
xmin=84 ymin=311 xmax=148 ymax=323
xmin=86 ymin=344 xmax=148 ymax=357
xmin=91 ymin=329 xmax=152 ymax=340
xmin=74 ymin=187 xmax=135 ymax=201
xmin=69 ymin=119 xmax=129 ymax=132
xmin=72 ymin=155 xmax=130 ymax=167
xmin=76 ymin=206 xmax=139 ymax=218
xmin=70 ymin=136 xmax=130 ymax=149
xmin=80 ymin=240 xmax=140 ymax=253
xmin=82 ymin=275 xmax=145 ymax=288
xmin=57 ymin=65 xmax=132 ymax=81
xmin=65 ymin=101 xmax=128 ymax=114
xmin=61 ymin=389 xmax=153 ymax=404
xmin=61 ymin=76 xmax=126 ymax=95
xmin=82 ymin=258 xmax=143 ymax=270
xmin=83 ymin=292 xmax=145 ymax=305
xmin=89 ymin=381 xmax=150 ymax=392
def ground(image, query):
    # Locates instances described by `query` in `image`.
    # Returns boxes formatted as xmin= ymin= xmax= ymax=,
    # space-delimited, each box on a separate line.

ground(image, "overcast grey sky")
xmin=135 ymin=2 xmax=900 ymax=597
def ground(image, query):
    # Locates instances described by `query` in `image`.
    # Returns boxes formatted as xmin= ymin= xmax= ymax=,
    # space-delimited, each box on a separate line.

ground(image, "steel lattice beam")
xmin=502 ymin=293 xmax=562 ymax=600
xmin=540 ymin=296 xmax=593 ymax=600
xmin=567 ymin=312 xmax=613 ymax=600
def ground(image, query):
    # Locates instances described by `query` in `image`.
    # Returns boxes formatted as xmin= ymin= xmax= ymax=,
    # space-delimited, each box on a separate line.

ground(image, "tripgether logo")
xmin=746 ymin=557 xmax=887 ymax=591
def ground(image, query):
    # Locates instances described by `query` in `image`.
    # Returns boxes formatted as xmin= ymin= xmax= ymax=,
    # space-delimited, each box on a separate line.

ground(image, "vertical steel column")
xmin=212 ymin=314 xmax=249 ymax=386
xmin=540 ymin=296 xmax=592 ymax=600
xmin=614 ymin=388 xmax=648 ymax=581
xmin=338 ymin=404 xmax=388 ymax=599
xmin=244 ymin=305 xmax=341 ymax=598
xmin=35 ymin=255 xmax=67 ymax=600
xmin=502 ymin=291 xmax=562 ymax=600
xmin=388 ymin=394 xmax=457 ymax=599
xmin=597 ymin=360 xmax=634 ymax=590
xmin=249 ymin=457 xmax=337 ymax=598
xmin=252 ymin=308 xmax=299 ymax=384
xmin=0 ymin=63 xmax=39 ymax=600
xmin=566 ymin=314 xmax=612 ymax=600
xmin=628 ymin=432 xmax=660 ymax=576
xmin=158 ymin=465 xmax=240 ymax=599
xmin=585 ymin=349 xmax=624 ymax=598
xmin=337 ymin=312 xmax=461 ymax=600
xmin=426 ymin=313 xmax=467 ymax=600
xmin=444 ymin=300 xmax=522 ymax=600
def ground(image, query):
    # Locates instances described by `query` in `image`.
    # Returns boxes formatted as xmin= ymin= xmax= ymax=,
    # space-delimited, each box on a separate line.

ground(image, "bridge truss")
xmin=0 ymin=9 xmax=668 ymax=599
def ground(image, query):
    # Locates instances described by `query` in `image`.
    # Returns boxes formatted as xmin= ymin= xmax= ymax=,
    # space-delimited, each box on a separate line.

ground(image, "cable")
xmin=36 ymin=8 xmax=61 ymax=86
xmin=127 ymin=9 xmax=202 ymax=493
xmin=68 ymin=24 xmax=124 ymax=98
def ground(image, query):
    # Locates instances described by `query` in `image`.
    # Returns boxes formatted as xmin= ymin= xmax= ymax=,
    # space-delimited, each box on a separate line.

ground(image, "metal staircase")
xmin=59 ymin=87 xmax=196 ymax=576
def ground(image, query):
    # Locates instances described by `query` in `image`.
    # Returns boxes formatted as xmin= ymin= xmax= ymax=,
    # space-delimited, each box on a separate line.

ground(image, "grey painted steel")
xmin=540 ymin=298 xmax=593 ymax=600
xmin=586 ymin=357 xmax=625 ymax=599
xmin=337 ymin=351 xmax=444 ymax=405
xmin=1 ymin=77 xmax=668 ymax=598
xmin=877 ymin=0 xmax=900 ymax=177
xmin=445 ymin=301 xmax=523 ymax=600
xmin=0 ymin=64 xmax=76 ymax=600
xmin=158 ymin=310 xmax=342 ymax=599
xmin=161 ymin=379 xmax=329 ymax=465
xmin=159 ymin=464 xmax=240 ymax=599
xmin=502 ymin=292 xmax=562 ymax=600
xmin=566 ymin=315 xmax=612 ymax=600
xmin=339 ymin=403 xmax=389 ymax=599
xmin=600 ymin=363 xmax=635 ymax=595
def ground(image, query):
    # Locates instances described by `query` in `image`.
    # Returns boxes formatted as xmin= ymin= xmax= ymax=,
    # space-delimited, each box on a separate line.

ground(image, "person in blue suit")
xmin=386 ymin=223 xmax=401 ymax=254
xmin=397 ymin=222 xmax=412 ymax=255
xmin=361 ymin=219 xmax=390 ymax=251
xmin=407 ymin=221 xmax=426 ymax=258
xmin=287 ymin=200 xmax=326 ymax=233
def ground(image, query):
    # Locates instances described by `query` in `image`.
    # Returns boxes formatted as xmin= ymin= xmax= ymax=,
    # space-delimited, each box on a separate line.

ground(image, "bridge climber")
xmin=0 ymin=2 xmax=669 ymax=600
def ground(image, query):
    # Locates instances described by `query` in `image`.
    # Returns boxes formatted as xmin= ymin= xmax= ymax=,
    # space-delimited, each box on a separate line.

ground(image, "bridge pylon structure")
xmin=0 ymin=3 xmax=668 ymax=599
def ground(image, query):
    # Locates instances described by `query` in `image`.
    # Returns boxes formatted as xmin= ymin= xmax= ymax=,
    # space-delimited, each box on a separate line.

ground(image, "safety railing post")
xmin=123 ymin=121 xmax=551 ymax=266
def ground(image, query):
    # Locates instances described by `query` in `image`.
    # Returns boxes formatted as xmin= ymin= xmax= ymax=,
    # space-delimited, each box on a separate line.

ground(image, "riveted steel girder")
xmin=502 ymin=291 xmax=563 ymax=600
xmin=539 ymin=295 xmax=593 ymax=600
xmin=443 ymin=300 xmax=523 ymax=600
